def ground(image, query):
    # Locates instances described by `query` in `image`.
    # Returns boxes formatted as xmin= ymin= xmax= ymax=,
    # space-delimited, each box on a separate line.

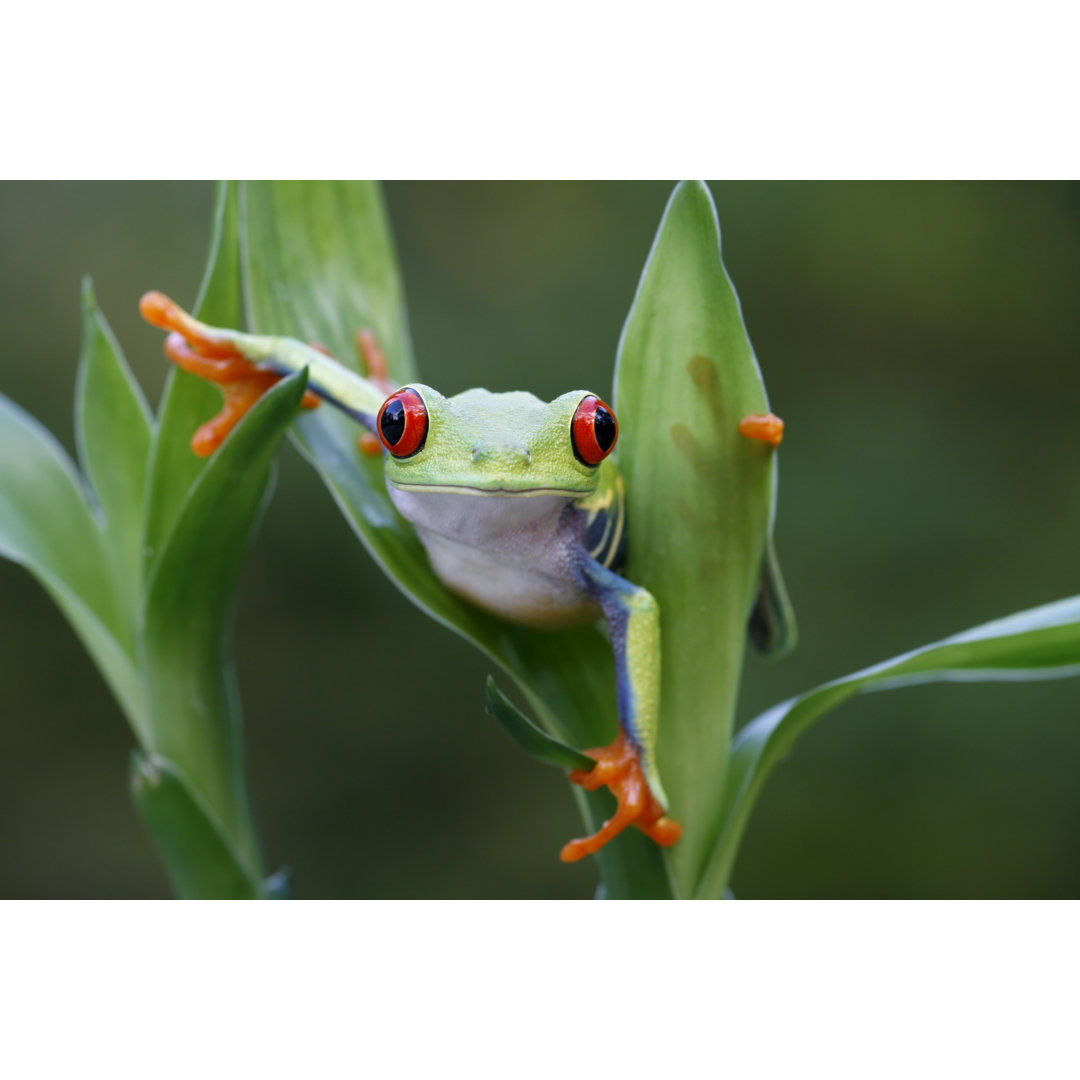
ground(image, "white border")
xmin=2 ymin=5 xmax=1075 ymax=178
xmin=1 ymin=902 xmax=1075 ymax=1078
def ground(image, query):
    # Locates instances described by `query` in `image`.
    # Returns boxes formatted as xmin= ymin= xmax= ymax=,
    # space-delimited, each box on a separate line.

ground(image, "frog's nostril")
xmin=472 ymin=446 xmax=481 ymax=461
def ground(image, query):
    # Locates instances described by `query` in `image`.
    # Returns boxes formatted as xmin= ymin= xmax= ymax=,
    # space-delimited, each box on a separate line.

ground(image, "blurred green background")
xmin=1 ymin=182 xmax=1077 ymax=898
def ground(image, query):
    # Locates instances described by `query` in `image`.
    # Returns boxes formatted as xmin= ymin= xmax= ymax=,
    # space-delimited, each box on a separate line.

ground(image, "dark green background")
xmin=1 ymin=182 xmax=1077 ymax=898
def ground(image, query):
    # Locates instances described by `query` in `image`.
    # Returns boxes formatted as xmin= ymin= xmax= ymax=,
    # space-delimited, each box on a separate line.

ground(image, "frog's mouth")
xmin=388 ymin=480 xmax=589 ymax=497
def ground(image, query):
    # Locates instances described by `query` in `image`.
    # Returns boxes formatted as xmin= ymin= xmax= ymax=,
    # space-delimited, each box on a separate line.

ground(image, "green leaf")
xmin=614 ymin=181 xmax=783 ymax=896
xmin=140 ymin=370 xmax=309 ymax=873
xmin=698 ymin=595 xmax=1080 ymax=898
xmin=136 ymin=183 xmax=291 ymax=895
xmin=239 ymin=181 xmax=676 ymax=899
xmin=130 ymin=752 xmax=259 ymax=899
xmin=485 ymin=677 xmax=597 ymax=772
xmin=141 ymin=181 xmax=240 ymax=582
xmin=0 ymin=392 xmax=144 ymax=730
xmin=75 ymin=279 xmax=153 ymax=640
xmin=240 ymin=181 xmax=416 ymax=379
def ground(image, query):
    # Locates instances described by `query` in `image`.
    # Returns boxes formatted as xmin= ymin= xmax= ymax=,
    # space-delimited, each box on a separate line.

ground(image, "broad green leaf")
xmin=75 ymin=279 xmax=153 ymax=639
xmin=140 ymin=371 xmax=309 ymax=872
xmin=485 ymin=677 xmax=597 ymax=772
xmin=141 ymin=181 xmax=240 ymax=582
xmin=136 ymin=184 xmax=288 ymax=896
xmin=614 ymin=181 xmax=781 ymax=895
xmin=240 ymin=180 xmax=675 ymax=899
xmin=241 ymin=181 xmax=416 ymax=379
xmin=130 ymin=752 xmax=259 ymax=899
xmin=0 ymin=395 xmax=116 ymax=629
xmin=0 ymin=393 xmax=144 ymax=730
xmin=698 ymin=595 xmax=1080 ymax=898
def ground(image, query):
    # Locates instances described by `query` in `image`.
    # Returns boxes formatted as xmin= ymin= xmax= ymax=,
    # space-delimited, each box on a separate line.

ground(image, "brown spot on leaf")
xmin=671 ymin=421 xmax=722 ymax=482
xmin=688 ymin=355 xmax=722 ymax=418
xmin=670 ymin=422 xmax=696 ymax=458
xmin=688 ymin=354 xmax=715 ymax=387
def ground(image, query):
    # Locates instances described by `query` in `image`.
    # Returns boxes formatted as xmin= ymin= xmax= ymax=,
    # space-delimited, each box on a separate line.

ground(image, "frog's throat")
xmin=387 ymin=481 xmax=591 ymax=497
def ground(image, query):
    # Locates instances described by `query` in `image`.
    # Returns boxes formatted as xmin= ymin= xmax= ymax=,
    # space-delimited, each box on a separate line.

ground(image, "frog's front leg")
xmin=560 ymin=555 xmax=682 ymax=862
xmin=141 ymin=292 xmax=325 ymax=456
xmin=141 ymin=292 xmax=393 ymax=458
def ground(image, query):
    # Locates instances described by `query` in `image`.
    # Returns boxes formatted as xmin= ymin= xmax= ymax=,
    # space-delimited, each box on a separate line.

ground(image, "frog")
xmin=139 ymin=291 xmax=790 ymax=863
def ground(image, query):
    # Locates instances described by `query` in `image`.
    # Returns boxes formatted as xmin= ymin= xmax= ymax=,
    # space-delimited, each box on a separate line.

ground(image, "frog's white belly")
xmin=388 ymin=487 xmax=598 ymax=628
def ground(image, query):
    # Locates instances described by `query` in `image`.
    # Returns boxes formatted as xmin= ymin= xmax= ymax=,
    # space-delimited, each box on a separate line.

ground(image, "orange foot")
xmin=139 ymin=291 xmax=321 ymax=458
xmin=560 ymin=732 xmax=682 ymax=862
xmin=738 ymin=412 xmax=785 ymax=446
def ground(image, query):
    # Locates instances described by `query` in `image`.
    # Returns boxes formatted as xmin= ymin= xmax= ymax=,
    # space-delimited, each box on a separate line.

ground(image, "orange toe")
xmin=358 ymin=432 xmax=382 ymax=456
xmin=141 ymin=291 xmax=239 ymax=360
xmin=559 ymin=732 xmax=681 ymax=862
xmin=738 ymin=412 xmax=784 ymax=446
xmin=143 ymin=292 xmax=320 ymax=457
xmin=139 ymin=291 xmax=177 ymax=330
xmin=188 ymin=369 xmax=277 ymax=457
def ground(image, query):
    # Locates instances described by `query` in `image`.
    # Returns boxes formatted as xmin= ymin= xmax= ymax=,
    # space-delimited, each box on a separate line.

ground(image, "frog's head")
xmin=377 ymin=383 xmax=618 ymax=496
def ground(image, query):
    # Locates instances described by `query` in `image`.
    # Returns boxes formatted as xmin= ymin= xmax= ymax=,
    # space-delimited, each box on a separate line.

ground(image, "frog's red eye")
xmin=377 ymin=388 xmax=428 ymax=458
xmin=570 ymin=395 xmax=618 ymax=466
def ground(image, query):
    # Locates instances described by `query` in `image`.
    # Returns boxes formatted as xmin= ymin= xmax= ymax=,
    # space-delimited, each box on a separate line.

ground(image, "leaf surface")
xmin=0 ymin=392 xmax=143 ymax=728
xmin=140 ymin=369 xmax=308 ymax=871
xmin=614 ymin=181 xmax=782 ymax=894
xmin=75 ymin=279 xmax=153 ymax=639
xmin=142 ymin=181 xmax=241 ymax=582
xmin=130 ymin=753 xmax=259 ymax=899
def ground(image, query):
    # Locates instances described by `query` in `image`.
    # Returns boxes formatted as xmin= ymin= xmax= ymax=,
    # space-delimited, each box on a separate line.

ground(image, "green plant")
xmin=2 ymin=180 xmax=1077 ymax=899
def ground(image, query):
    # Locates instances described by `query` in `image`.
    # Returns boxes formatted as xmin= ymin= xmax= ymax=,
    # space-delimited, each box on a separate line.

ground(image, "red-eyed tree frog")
xmin=139 ymin=291 xmax=788 ymax=863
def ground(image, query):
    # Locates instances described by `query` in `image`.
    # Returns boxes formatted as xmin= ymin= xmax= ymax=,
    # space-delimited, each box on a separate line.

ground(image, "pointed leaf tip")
xmin=484 ymin=677 xmax=596 ymax=772
xmin=75 ymin=283 xmax=153 ymax=646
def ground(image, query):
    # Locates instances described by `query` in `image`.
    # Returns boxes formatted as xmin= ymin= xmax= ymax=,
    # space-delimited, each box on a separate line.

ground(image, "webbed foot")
xmin=139 ymin=291 xmax=321 ymax=457
xmin=560 ymin=732 xmax=681 ymax=862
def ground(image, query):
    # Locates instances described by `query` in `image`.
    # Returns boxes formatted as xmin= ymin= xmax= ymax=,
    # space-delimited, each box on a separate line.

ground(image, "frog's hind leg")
xmin=141 ymin=291 xmax=320 ymax=457
xmin=559 ymin=555 xmax=682 ymax=863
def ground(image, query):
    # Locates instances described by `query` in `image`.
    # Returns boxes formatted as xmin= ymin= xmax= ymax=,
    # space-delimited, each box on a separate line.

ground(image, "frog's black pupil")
xmin=593 ymin=406 xmax=616 ymax=452
xmin=380 ymin=399 xmax=406 ymax=445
